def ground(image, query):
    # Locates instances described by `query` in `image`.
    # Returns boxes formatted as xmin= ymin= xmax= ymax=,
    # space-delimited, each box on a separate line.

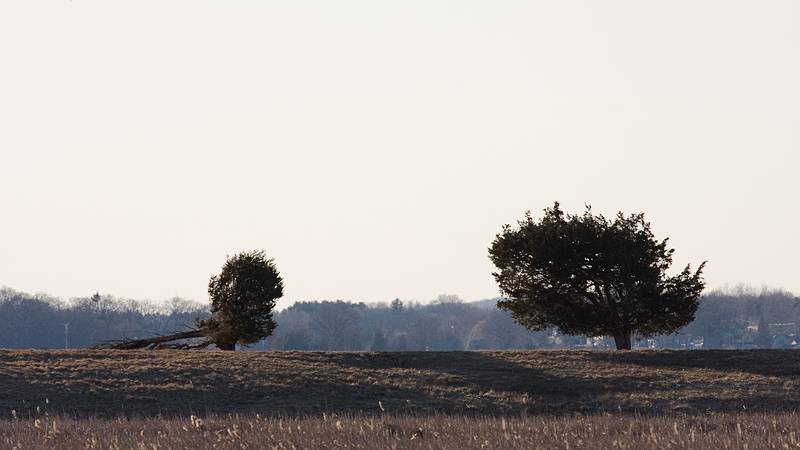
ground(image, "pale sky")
xmin=1 ymin=1 xmax=798 ymax=307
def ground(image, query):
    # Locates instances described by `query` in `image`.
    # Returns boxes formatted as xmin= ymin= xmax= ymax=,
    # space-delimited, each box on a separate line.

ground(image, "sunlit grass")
xmin=2 ymin=412 xmax=800 ymax=449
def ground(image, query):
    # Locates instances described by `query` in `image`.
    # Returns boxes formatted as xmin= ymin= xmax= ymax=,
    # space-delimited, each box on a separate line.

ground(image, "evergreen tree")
xmin=489 ymin=202 xmax=705 ymax=350
xmin=201 ymin=250 xmax=284 ymax=351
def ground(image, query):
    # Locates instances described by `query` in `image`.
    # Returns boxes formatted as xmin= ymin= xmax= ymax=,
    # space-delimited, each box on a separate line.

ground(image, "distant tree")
xmin=433 ymin=294 xmax=463 ymax=304
xmin=371 ymin=331 xmax=388 ymax=351
xmin=683 ymin=293 xmax=738 ymax=348
xmin=267 ymin=308 xmax=312 ymax=350
xmin=303 ymin=301 xmax=367 ymax=350
xmin=465 ymin=320 xmax=499 ymax=350
xmin=755 ymin=314 xmax=772 ymax=348
xmin=200 ymin=250 xmax=284 ymax=351
xmin=388 ymin=332 xmax=411 ymax=351
xmin=390 ymin=298 xmax=404 ymax=312
xmin=489 ymin=202 xmax=706 ymax=350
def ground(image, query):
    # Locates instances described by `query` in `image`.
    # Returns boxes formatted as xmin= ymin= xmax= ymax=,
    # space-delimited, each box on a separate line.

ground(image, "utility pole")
xmin=63 ymin=323 xmax=70 ymax=349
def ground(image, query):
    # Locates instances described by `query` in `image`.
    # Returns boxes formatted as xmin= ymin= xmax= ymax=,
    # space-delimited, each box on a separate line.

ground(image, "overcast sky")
xmin=1 ymin=1 xmax=798 ymax=307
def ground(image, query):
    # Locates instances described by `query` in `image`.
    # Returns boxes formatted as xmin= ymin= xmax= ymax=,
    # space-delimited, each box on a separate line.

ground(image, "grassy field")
xmin=2 ymin=349 xmax=800 ymax=448
xmin=1 ymin=349 xmax=798 ymax=418
xmin=4 ymin=411 xmax=800 ymax=449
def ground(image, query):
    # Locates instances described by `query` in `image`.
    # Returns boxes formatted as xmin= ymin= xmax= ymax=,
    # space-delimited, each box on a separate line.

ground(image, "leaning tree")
xmin=488 ymin=203 xmax=705 ymax=350
xmin=198 ymin=250 xmax=284 ymax=351
xmin=99 ymin=250 xmax=283 ymax=350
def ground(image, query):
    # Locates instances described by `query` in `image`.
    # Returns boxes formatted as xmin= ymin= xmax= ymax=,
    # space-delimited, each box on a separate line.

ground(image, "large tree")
xmin=201 ymin=250 xmax=284 ymax=351
xmin=489 ymin=203 xmax=705 ymax=350
xmin=98 ymin=250 xmax=283 ymax=350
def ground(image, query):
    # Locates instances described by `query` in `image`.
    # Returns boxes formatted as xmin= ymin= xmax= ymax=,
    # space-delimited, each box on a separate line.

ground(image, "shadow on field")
xmin=2 ymin=349 xmax=798 ymax=419
xmin=329 ymin=351 xmax=659 ymax=413
xmin=0 ymin=350 xmax=453 ymax=419
xmin=584 ymin=349 xmax=800 ymax=377
xmin=331 ymin=351 xmax=572 ymax=394
xmin=0 ymin=350 xmax=627 ymax=418
xmin=334 ymin=350 xmax=800 ymax=415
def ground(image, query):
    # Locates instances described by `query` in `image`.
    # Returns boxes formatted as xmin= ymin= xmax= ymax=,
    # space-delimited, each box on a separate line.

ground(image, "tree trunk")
xmin=613 ymin=333 xmax=632 ymax=350
xmin=217 ymin=342 xmax=236 ymax=351
xmin=95 ymin=329 xmax=206 ymax=350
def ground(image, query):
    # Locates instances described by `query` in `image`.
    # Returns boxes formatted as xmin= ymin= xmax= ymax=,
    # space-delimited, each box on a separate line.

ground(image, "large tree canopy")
xmin=201 ymin=250 xmax=284 ymax=351
xmin=489 ymin=203 xmax=705 ymax=350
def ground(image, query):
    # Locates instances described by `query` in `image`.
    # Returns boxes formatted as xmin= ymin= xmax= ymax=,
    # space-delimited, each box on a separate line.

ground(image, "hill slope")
xmin=1 ymin=349 xmax=798 ymax=417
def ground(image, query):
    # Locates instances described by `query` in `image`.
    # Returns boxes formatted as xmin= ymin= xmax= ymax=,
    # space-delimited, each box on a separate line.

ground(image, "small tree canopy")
xmin=201 ymin=250 xmax=284 ymax=350
xmin=489 ymin=202 xmax=705 ymax=350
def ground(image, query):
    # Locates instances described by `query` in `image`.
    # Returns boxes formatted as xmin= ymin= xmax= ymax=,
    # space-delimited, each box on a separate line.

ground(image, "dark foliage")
xmin=1 ymin=287 xmax=797 ymax=351
xmin=489 ymin=202 xmax=706 ymax=349
xmin=200 ymin=250 xmax=284 ymax=350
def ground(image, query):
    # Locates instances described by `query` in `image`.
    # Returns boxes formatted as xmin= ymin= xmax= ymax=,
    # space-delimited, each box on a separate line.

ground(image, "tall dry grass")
xmin=1 ymin=412 xmax=798 ymax=449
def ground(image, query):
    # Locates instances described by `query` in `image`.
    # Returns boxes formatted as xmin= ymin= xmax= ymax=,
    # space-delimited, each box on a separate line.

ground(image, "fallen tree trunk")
xmin=94 ymin=329 xmax=210 ymax=350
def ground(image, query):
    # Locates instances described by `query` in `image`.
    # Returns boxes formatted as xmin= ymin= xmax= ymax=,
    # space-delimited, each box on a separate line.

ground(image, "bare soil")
xmin=0 ymin=349 xmax=798 ymax=418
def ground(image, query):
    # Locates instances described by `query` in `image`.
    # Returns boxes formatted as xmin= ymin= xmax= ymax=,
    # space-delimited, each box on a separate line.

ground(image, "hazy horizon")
xmin=2 ymin=1 xmax=798 ymax=307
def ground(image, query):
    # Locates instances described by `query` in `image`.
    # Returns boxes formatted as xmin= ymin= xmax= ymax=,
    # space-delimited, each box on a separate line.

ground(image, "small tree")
xmin=488 ymin=203 xmax=705 ymax=350
xmin=201 ymin=250 xmax=284 ymax=351
xmin=390 ymin=298 xmax=404 ymax=312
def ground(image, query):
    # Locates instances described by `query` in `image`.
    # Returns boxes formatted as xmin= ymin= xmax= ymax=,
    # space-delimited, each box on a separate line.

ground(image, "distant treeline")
xmin=1 ymin=287 xmax=797 ymax=350
xmin=0 ymin=288 xmax=205 ymax=349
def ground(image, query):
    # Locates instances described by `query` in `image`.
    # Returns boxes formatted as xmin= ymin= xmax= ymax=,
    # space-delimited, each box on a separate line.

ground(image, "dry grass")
xmin=0 ymin=349 xmax=798 ymax=418
xmin=2 ymin=350 xmax=799 ymax=448
xmin=3 ymin=412 xmax=800 ymax=449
